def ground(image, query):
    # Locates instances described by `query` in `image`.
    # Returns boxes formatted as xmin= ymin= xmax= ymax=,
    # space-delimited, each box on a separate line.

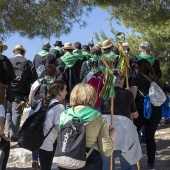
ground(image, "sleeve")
xmin=54 ymin=104 xmax=65 ymax=125
xmin=129 ymin=91 xmax=137 ymax=112
xmin=97 ymin=117 xmax=114 ymax=157
xmin=28 ymin=60 xmax=38 ymax=84
xmin=130 ymin=76 xmax=139 ymax=87
xmin=5 ymin=56 xmax=16 ymax=82
xmin=152 ymin=59 xmax=162 ymax=79
xmin=80 ymin=61 xmax=90 ymax=81
xmin=0 ymin=105 xmax=5 ymax=118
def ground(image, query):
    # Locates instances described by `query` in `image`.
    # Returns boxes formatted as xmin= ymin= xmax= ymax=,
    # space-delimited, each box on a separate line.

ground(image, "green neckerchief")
xmin=91 ymin=67 xmax=104 ymax=74
xmin=61 ymin=54 xmax=78 ymax=68
xmin=38 ymin=50 xmax=49 ymax=57
xmin=39 ymin=75 xmax=55 ymax=84
xmin=73 ymin=49 xmax=85 ymax=60
xmin=90 ymin=55 xmax=100 ymax=61
xmin=54 ymin=46 xmax=63 ymax=52
xmin=102 ymin=51 xmax=118 ymax=61
xmin=82 ymin=51 xmax=91 ymax=60
xmin=136 ymin=53 xmax=155 ymax=65
xmin=59 ymin=106 xmax=101 ymax=128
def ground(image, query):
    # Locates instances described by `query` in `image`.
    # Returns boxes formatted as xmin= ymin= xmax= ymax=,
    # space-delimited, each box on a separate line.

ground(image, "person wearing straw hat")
xmin=49 ymin=40 xmax=64 ymax=59
xmin=0 ymin=41 xmax=15 ymax=106
xmin=99 ymin=39 xmax=118 ymax=69
xmin=33 ymin=42 xmax=56 ymax=78
xmin=56 ymin=42 xmax=82 ymax=105
xmin=7 ymin=45 xmax=37 ymax=142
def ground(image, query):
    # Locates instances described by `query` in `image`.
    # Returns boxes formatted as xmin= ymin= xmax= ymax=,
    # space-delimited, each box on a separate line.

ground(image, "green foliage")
xmin=0 ymin=0 xmax=93 ymax=39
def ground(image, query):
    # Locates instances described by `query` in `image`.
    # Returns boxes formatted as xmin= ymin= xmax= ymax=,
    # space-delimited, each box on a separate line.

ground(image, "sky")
xmin=3 ymin=7 xmax=132 ymax=61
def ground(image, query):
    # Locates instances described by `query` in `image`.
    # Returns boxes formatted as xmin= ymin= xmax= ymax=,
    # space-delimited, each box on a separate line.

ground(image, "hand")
xmin=109 ymin=126 xmax=116 ymax=141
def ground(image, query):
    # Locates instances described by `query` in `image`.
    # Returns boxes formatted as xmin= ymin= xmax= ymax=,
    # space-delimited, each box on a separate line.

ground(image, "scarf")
xmin=82 ymin=51 xmax=91 ymax=60
xmin=73 ymin=49 xmax=85 ymax=60
xmin=38 ymin=50 xmax=49 ymax=57
xmin=54 ymin=46 xmax=63 ymax=52
xmin=90 ymin=55 xmax=100 ymax=61
xmin=59 ymin=106 xmax=101 ymax=128
xmin=137 ymin=53 xmax=155 ymax=65
xmin=39 ymin=75 xmax=55 ymax=84
xmin=61 ymin=54 xmax=78 ymax=68
xmin=102 ymin=51 xmax=118 ymax=61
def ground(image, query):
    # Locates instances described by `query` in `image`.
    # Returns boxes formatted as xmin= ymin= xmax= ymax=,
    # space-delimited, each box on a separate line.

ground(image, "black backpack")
xmin=0 ymin=55 xmax=8 ymax=84
xmin=10 ymin=59 xmax=31 ymax=93
xmin=31 ymin=80 xmax=50 ymax=110
xmin=53 ymin=118 xmax=96 ymax=169
xmin=18 ymin=102 xmax=59 ymax=151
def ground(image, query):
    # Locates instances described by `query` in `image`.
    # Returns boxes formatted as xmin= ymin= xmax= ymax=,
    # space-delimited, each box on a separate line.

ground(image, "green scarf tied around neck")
xmin=38 ymin=50 xmax=49 ymax=57
xmin=39 ymin=75 xmax=55 ymax=84
xmin=137 ymin=53 xmax=155 ymax=65
xmin=59 ymin=106 xmax=101 ymax=128
xmin=102 ymin=51 xmax=118 ymax=61
xmin=82 ymin=51 xmax=90 ymax=60
xmin=73 ymin=49 xmax=85 ymax=60
xmin=54 ymin=46 xmax=63 ymax=52
xmin=61 ymin=54 xmax=78 ymax=68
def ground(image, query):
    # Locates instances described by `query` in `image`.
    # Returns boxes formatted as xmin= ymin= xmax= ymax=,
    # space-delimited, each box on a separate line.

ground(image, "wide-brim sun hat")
xmin=62 ymin=42 xmax=75 ymax=50
xmin=13 ymin=45 xmax=26 ymax=53
xmin=101 ymin=39 xmax=114 ymax=49
xmin=0 ymin=41 xmax=8 ymax=51
xmin=53 ymin=40 xmax=64 ymax=47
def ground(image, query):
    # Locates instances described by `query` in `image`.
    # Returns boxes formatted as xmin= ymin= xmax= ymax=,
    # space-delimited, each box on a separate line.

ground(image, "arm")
xmin=130 ymin=111 xmax=139 ymax=119
xmin=55 ymin=124 xmax=60 ymax=133
xmin=98 ymin=117 xmax=114 ymax=157
xmin=131 ymin=86 xmax=138 ymax=99
xmin=29 ymin=90 xmax=34 ymax=104
xmin=0 ymin=117 xmax=4 ymax=136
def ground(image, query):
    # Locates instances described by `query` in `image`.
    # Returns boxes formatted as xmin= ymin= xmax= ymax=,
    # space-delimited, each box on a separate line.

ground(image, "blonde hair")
xmin=70 ymin=83 xmax=97 ymax=107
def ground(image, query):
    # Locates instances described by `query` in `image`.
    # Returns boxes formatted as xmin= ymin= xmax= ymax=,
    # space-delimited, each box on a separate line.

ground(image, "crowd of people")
xmin=0 ymin=38 xmax=167 ymax=170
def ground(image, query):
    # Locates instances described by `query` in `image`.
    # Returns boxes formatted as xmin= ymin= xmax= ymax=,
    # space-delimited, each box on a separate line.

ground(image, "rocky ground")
xmin=2 ymin=109 xmax=170 ymax=170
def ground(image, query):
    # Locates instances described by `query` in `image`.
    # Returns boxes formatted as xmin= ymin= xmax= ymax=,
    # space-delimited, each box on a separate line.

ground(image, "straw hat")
xmin=62 ymin=42 xmax=75 ymax=50
xmin=0 ymin=41 xmax=8 ymax=51
xmin=96 ymin=42 xmax=103 ymax=47
xmin=13 ymin=45 xmax=26 ymax=53
xmin=101 ymin=39 xmax=114 ymax=49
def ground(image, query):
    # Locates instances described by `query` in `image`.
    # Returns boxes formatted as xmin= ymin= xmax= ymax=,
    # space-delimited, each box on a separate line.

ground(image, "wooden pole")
xmin=109 ymin=96 xmax=114 ymax=170
xmin=100 ymin=58 xmax=114 ymax=170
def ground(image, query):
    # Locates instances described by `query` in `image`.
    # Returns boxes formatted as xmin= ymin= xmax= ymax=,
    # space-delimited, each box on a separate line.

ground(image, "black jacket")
xmin=9 ymin=56 xmax=38 ymax=98
xmin=56 ymin=58 xmax=82 ymax=98
xmin=49 ymin=49 xmax=64 ymax=61
xmin=33 ymin=53 xmax=56 ymax=70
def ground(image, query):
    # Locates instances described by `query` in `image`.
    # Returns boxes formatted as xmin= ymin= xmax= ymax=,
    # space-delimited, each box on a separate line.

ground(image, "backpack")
xmin=18 ymin=102 xmax=59 ymax=151
xmin=30 ymin=80 xmax=50 ymax=110
xmin=87 ymin=72 xmax=104 ymax=107
xmin=143 ymin=75 xmax=166 ymax=106
xmin=0 ymin=55 xmax=8 ymax=84
xmin=10 ymin=59 xmax=31 ymax=93
xmin=53 ymin=118 xmax=97 ymax=169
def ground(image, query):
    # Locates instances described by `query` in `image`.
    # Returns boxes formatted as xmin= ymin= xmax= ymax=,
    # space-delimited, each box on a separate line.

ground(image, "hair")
xmin=74 ymin=42 xmax=81 ymax=50
xmin=43 ymin=80 xmax=66 ymax=108
xmin=88 ymin=42 xmax=94 ymax=47
xmin=113 ymin=69 xmax=125 ymax=85
xmin=70 ymin=83 xmax=97 ymax=107
xmin=14 ymin=49 xmax=25 ymax=55
xmin=137 ymin=59 xmax=157 ymax=82
xmin=64 ymin=49 xmax=73 ymax=53
xmin=91 ymin=46 xmax=102 ymax=56
xmin=45 ymin=64 xmax=56 ymax=77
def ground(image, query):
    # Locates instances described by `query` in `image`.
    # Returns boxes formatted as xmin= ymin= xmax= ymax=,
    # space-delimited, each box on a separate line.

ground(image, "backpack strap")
xmin=143 ymin=75 xmax=152 ymax=83
xmin=86 ymin=142 xmax=97 ymax=158
xmin=44 ymin=102 xmax=60 ymax=138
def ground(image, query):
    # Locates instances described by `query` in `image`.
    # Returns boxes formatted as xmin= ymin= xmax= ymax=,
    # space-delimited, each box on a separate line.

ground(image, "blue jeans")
xmin=29 ymin=109 xmax=39 ymax=162
xmin=102 ymin=150 xmax=134 ymax=170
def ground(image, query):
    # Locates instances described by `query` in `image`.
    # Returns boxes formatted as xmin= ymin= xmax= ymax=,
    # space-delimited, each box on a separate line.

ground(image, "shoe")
xmin=148 ymin=164 xmax=155 ymax=170
xmin=32 ymin=162 xmax=40 ymax=169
